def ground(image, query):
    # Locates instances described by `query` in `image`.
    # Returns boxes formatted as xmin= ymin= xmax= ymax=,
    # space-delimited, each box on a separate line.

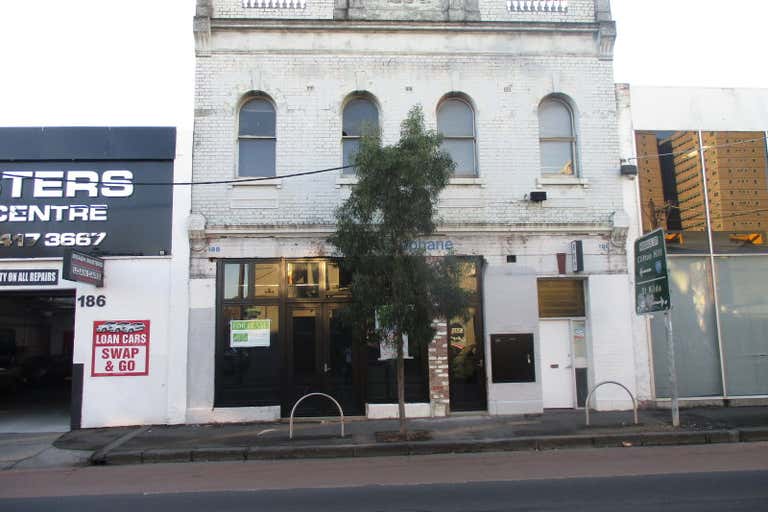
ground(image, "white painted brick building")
xmin=188 ymin=0 xmax=647 ymax=423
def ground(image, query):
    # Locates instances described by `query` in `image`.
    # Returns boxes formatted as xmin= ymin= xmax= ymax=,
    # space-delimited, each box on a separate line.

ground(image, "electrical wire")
xmin=0 ymin=164 xmax=353 ymax=187
xmin=0 ymin=135 xmax=763 ymax=186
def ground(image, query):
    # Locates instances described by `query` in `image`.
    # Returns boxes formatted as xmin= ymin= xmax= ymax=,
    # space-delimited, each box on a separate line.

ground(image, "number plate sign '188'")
xmin=634 ymin=229 xmax=671 ymax=314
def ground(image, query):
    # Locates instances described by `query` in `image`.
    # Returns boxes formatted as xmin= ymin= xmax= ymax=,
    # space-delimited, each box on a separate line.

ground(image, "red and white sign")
xmin=91 ymin=320 xmax=150 ymax=377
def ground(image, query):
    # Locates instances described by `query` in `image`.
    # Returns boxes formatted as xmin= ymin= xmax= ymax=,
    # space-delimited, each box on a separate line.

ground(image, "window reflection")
xmin=637 ymin=130 xmax=768 ymax=254
xmin=224 ymin=263 xmax=249 ymax=300
xmin=326 ymin=261 xmax=352 ymax=297
xmin=287 ymin=262 xmax=321 ymax=298
xmin=253 ymin=263 xmax=280 ymax=297
xmin=703 ymin=132 xmax=768 ymax=253
xmin=449 ymin=309 xmax=478 ymax=381
xmin=458 ymin=260 xmax=478 ymax=295
xmin=636 ymin=131 xmax=710 ymax=253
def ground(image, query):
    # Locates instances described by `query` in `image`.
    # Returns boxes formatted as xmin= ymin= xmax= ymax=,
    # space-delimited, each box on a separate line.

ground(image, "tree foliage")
xmin=329 ymin=106 xmax=469 ymax=435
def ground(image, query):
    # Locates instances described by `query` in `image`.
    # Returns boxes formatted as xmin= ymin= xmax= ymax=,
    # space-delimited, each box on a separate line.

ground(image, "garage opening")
xmin=0 ymin=291 xmax=76 ymax=433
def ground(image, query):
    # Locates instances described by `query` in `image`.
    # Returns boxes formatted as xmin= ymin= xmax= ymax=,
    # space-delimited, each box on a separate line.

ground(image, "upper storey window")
xmin=342 ymin=96 xmax=379 ymax=175
xmin=437 ymin=97 xmax=477 ymax=177
xmin=539 ymin=97 xmax=577 ymax=176
xmin=238 ymin=97 xmax=276 ymax=178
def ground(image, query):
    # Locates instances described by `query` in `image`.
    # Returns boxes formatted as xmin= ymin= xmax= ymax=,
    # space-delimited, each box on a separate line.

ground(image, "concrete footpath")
xmin=16 ymin=406 xmax=758 ymax=468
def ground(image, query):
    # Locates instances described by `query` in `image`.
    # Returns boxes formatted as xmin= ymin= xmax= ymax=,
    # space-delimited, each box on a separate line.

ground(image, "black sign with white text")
xmin=0 ymin=269 xmax=58 ymax=286
xmin=0 ymin=127 xmax=175 ymax=259
xmin=63 ymin=249 xmax=105 ymax=287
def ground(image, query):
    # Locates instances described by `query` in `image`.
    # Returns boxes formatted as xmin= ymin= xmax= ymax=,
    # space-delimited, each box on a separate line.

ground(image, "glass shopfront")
xmin=637 ymin=130 xmax=768 ymax=398
xmin=215 ymin=257 xmax=484 ymax=416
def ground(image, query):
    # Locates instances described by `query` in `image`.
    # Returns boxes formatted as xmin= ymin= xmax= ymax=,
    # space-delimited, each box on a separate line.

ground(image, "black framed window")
xmin=342 ymin=96 xmax=379 ymax=175
xmin=539 ymin=96 xmax=577 ymax=176
xmin=238 ymin=96 xmax=276 ymax=177
xmin=437 ymin=96 xmax=477 ymax=177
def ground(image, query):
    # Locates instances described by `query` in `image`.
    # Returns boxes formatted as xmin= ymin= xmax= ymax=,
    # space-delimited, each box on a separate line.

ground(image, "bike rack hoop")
xmin=585 ymin=380 xmax=638 ymax=426
xmin=289 ymin=392 xmax=345 ymax=440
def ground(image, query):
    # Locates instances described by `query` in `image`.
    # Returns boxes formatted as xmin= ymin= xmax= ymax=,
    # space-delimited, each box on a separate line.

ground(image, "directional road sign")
xmin=634 ymin=229 xmax=671 ymax=314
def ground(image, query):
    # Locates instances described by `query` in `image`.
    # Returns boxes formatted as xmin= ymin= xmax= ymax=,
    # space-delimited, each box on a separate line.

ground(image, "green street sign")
xmin=635 ymin=228 xmax=671 ymax=314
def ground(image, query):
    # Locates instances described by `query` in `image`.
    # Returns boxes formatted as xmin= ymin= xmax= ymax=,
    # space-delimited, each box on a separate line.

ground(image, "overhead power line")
xmin=0 ymin=164 xmax=353 ymax=187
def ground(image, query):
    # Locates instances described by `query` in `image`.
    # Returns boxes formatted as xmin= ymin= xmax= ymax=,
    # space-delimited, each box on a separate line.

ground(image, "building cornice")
xmin=209 ymin=18 xmax=601 ymax=34
xmin=199 ymin=223 xmax=614 ymax=237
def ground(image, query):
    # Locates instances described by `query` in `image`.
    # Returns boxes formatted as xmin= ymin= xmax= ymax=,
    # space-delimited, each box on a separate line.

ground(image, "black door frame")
xmin=215 ymin=258 xmax=364 ymax=416
xmin=447 ymin=257 xmax=488 ymax=412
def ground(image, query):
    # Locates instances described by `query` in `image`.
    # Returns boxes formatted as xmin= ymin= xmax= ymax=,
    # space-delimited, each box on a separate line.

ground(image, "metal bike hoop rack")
xmin=289 ymin=392 xmax=345 ymax=440
xmin=585 ymin=380 xmax=638 ymax=426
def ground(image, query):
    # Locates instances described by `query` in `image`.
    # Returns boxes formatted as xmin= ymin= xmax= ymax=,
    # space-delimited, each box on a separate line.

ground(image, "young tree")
xmin=329 ymin=106 xmax=469 ymax=437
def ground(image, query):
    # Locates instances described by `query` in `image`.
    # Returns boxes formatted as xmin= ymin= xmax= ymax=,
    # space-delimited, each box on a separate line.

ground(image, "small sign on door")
xmin=230 ymin=319 xmax=271 ymax=348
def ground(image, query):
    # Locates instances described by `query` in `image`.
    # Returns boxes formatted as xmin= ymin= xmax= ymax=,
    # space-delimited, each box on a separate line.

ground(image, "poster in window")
xmin=229 ymin=319 xmax=271 ymax=348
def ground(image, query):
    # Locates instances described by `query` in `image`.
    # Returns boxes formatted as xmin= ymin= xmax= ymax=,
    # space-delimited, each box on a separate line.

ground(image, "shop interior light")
xmin=729 ymin=233 xmax=764 ymax=245
xmin=665 ymin=233 xmax=684 ymax=244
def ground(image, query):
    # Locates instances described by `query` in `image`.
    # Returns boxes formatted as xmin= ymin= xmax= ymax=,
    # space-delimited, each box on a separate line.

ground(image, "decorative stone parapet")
xmin=506 ymin=0 xmax=568 ymax=12
xmin=242 ymin=0 xmax=307 ymax=8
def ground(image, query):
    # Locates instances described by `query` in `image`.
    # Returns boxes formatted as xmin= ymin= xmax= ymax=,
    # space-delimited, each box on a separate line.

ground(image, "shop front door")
xmin=284 ymin=305 xmax=363 ymax=417
xmin=448 ymin=308 xmax=487 ymax=411
xmin=541 ymin=320 xmax=575 ymax=408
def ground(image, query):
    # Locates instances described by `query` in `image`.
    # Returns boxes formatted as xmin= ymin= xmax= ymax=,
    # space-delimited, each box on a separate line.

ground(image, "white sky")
xmin=0 ymin=0 xmax=765 ymax=129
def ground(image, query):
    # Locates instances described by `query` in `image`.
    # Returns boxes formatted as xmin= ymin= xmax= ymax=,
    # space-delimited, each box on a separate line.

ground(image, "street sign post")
xmin=634 ymin=229 xmax=670 ymax=314
xmin=634 ymin=229 xmax=679 ymax=427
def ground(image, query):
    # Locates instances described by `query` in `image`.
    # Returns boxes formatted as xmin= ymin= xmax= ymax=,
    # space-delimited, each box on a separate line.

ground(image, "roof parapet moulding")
xmin=242 ymin=0 xmax=307 ymax=8
xmin=506 ymin=0 xmax=568 ymax=13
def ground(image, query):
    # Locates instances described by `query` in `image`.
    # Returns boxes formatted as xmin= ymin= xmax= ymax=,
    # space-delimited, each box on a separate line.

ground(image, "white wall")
xmin=630 ymin=86 xmax=768 ymax=131
xmin=483 ymin=264 xmax=542 ymax=415
xmin=587 ymin=274 xmax=637 ymax=410
xmin=615 ymin=83 xmax=653 ymax=402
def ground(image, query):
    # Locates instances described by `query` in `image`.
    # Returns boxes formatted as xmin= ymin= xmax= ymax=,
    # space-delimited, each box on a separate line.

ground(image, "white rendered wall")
xmin=630 ymin=87 xmax=768 ymax=132
xmin=615 ymin=84 xmax=653 ymax=402
xmin=587 ymin=274 xmax=637 ymax=410
xmin=483 ymin=263 xmax=542 ymax=415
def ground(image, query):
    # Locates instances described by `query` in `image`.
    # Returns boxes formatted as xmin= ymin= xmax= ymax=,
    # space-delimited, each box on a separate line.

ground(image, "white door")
xmin=540 ymin=320 xmax=575 ymax=408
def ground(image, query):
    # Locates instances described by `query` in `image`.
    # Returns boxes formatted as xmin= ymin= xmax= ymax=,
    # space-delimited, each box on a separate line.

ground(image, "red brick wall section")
xmin=429 ymin=320 xmax=449 ymax=416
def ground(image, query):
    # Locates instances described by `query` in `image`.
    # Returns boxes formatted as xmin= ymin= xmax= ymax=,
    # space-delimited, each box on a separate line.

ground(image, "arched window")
xmin=238 ymin=96 xmax=276 ymax=177
xmin=342 ymin=96 xmax=379 ymax=175
xmin=437 ymin=97 xmax=477 ymax=177
xmin=538 ymin=97 xmax=577 ymax=176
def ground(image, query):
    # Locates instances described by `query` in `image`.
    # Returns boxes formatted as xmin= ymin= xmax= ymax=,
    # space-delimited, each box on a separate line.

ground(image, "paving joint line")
xmin=91 ymin=426 xmax=150 ymax=464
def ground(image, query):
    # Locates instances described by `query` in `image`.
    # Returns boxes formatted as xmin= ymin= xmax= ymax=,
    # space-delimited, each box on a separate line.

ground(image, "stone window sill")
xmin=449 ymin=177 xmax=486 ymax=187
xmin=336 ymin=175 xmax=358 ymax=187
xmin=230 ymin=178 xmax=282 ymax=188
xmin=337 ymin=176 xmax=486 ymax=187
xmin=536 ymin=176 xmax=589 ymax=188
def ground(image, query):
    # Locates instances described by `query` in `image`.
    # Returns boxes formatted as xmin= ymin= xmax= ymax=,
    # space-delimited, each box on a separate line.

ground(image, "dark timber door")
xmin=287 ymin=305 xmax=323 ymax=415
xmin=448 ymin=307 xmax=487 ymax=411
xmin=285 ymin=304 xmax=363 ymax=417
xmin=326 ymin=305 xmax=363 ymax=416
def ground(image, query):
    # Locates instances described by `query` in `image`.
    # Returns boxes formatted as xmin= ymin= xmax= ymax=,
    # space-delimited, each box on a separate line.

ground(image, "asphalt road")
xmin=2 ymin=471 xmax=767 ymax=512
xmin=2 ymin=443 xmax=768 ymax=511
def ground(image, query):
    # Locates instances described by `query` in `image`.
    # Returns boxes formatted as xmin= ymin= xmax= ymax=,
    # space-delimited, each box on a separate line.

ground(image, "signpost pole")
xmin=634 ymin=228 xmax=677 ymax=427
xmin=664 ymin=309 xmax=680 ymax=427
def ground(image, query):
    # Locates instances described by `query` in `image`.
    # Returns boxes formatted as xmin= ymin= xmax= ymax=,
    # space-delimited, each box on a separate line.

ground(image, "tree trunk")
xmin=396 ymin=331 xmax=407 ymax=437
